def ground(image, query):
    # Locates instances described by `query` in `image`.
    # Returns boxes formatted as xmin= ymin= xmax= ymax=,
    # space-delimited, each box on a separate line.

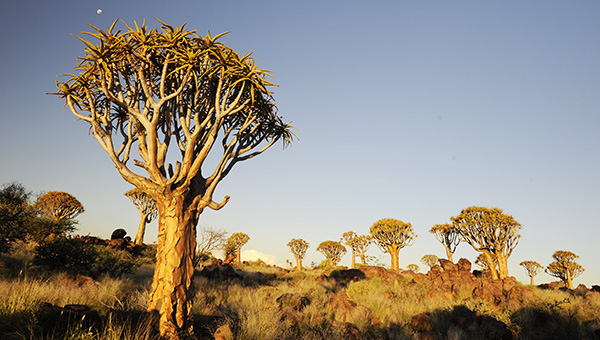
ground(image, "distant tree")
xmin=520 ymin=260 xmax=543 ymax=285
xmin=0 ymin=182 xmax=33 ymax=253
xmin=53 ymin=20 xmax=295 ymax=338
xmin=227 ymin=232 xmax=250 ymax=265
xmin=349 ymin=234 xmax=372 ymax=266
xmin=407 ymin=264 xmax=420 ymax=273
xmin=429 ymin=223 xmax=459 ymax=263
xmin=194 ymin=226 xmax=227 ymax=265
xmin=546 ymin=250 xmax=584 ymax=289
xmin=452 ymin=206 xmax=521 ymax=279
xmin=124 ymin=188 xmax=158 ymax=245
xmin=287 ymin=238 xmax=309 ymax=270
xmin=420 ymin=254 xmax=439 ymax=269
xmin=317 ymin=241 xmax=346 ymax=267
xmin=370 ymin=218 xmax=416 ymax=273
xmin=35 ymin=191 xmax=84 ymax=222
xmin=341 ymin=231 xmax=358 ymax=268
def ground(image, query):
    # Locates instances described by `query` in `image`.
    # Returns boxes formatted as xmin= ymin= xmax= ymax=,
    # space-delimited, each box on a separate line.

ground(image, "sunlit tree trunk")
xmin=350 ymin=250 xmax=356 ymax=269
xmin=496 ymin=252 xmax=509 ymax=279
xmin=446 ymin=248 xmax=454 ymax=263
xmin=134 ymin=212 xmax=148 ymax=246
xmin=358 ymin=253 xmax=366 ymax=266
xmin=148 ymin=196 xmax=198 ymax=340
xmin=389 ymin=247 xmax=400 ymax=273
xmin=295 ymin=257 xmax=303 ymax=270
xmin=530 ymin=276 xmax=535 ymax=285
xmin=566 ymin=270 xmax=573 ymax=289
xmin=483 ymin=250 xmax=499 ymax=280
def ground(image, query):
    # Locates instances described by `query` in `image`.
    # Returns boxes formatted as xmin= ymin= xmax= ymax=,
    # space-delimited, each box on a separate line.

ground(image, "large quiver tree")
xmin=451 ymin=206 xmax=521 ymax=280
xmin=317 ymin=241 xmax=346 ymax=268
xmin=52 ymin=20 xmax=295 ymax=339
xmin=429 ymin=223 xmax=459 ymax=263
xmin=124 ymin=188 xmax=158 ymax=245
xmin=370 ymin=218 xmax=416 ymax=273
xmin=546 ymin=250 xmax=584 ymax=289
xmin=227 ymin=232 xmax=250 ymax=265
xmin=287 ymin=238 xmax=309 ymax=270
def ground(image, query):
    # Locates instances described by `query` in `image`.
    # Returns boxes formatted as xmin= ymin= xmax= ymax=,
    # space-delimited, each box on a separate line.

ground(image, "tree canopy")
xmin=348 ymin=234 xmax=372 ymax=266
xmin=546 ymin=250 xmax=584 ymax=289
xmin=451 ymin=206 xmax=521 ymax=279
xmin=317 ymin=241 xmax=346 ymax=268
xmin=370 ymin=218 xmax=416 ymax=272
xmin=35 ymin=191 xmax=84 ymax=222
xmin=0 ymin=182 xmax=32 ymax=253
xmin=227 ymin=232 xmax=250 ymax=265
xmin=429 ymin=223 xmax=459 ymax=263
xmin=420 ymin=254 xmax=439 ymax=269
xmin=520 ymin=260 xmax=542 ymax=285
xmin=287 ymin=238 xmax=309 ymax=270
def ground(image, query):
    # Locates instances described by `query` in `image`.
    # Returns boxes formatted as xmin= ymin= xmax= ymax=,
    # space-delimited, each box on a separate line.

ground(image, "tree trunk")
xmin=237 ymin=248 xmax=242 ymax=265
xmin=389 ymin=247 xmax=400 ymax=273
xmin=566 ymin=270 xmax=573 ymax=289
xmin=445 ymin=248 xmax=454 ymax=263
xmin=496 ymin=252 xmax=509 ymax=279
xmin=351 ymin=250 xmax=356 ymax=269
xmin=148 ymin=197 xmax=197 ymax=339
xmin=483 ymin=250 xmax=499 ymax=280
xmin=358 ymin=253 xmax=366 ymax=266
xmin=295 ymin=257 xmax=303 ymax=270
xmin=530 ymin=275 xmax=534 ymax=286
xmin=134 ymin=212 xmax=147 ymax=246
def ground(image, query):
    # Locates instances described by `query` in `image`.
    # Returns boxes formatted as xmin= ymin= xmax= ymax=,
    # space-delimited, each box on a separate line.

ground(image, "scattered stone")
xmin=438 ymin=259 xmax=458 ymax=272
xmin=336 ymin=268 xmax=366 ymax=283
xmin=457 ymin=258 xmax=471 ymax=272
xmin=110 ymin=228 xmax=127 ymax=239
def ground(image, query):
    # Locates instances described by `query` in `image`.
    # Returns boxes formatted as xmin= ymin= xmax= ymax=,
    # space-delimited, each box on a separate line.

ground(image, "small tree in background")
xmin=546 ymin=250 xmax=584 ymax=289
xmin=407 ymin=264 xmax=419 ymax=273
xmin=35 ymin=191 xmax=84 ymax=222
xmin=0 ymin=182 xmax=33 ymax=253
xmin=34 ymin=191 xmax=84 ymax=241
xmin=124 ymin=188 xmax=158 ymax=245
xmin=317 ymin=241 xmax=346 ymax=268
xmin=430 ymin=223 xmax=459 ymax=263
xmin=421 ymin=254 xmax=439 ymax=269
xmin=349 ymin=234 xmax=372 ymax=266
xmin=227 ymin=232 xmax=250 ymax=265
xmin=452 ymin=206 xmax=521 ymax=280
xmin=194 ymin=226 xmax=227 ymax=266
xmin=287 ymin=238 xmax=309 ymax=270
xmin=370 ymin=218 xmax=416 ymax=273
xmin=341 ymin=231 xmax=357 ymax=268
xmin=520 ymin=260 xmax=543 ymax=285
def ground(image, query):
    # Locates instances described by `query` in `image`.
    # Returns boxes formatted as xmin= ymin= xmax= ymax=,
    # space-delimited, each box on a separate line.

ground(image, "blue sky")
xmin=0 ymin=1 xmax=598 ymax=286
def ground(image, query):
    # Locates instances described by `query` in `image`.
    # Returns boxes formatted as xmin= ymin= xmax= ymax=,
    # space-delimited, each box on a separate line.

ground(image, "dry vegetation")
xmin=1 ymin=243 xmax=600 ymax=340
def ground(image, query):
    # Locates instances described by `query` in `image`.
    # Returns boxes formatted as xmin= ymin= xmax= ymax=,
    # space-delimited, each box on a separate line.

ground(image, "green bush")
xmin=33 ymin=238 xmax=140 ymax=277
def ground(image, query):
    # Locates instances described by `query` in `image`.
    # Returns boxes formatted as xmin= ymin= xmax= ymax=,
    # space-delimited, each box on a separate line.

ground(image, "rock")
xmin=591 ymin=285 xmax=600 ymax=293
xmin=479 ymin=315 xmax=513 ymax=340
xmin=502 ymin=276 xmax=518 ymax=292
xmin=438 ymin=259 xmax=458 ymax=272
xmin=457 ymin=258 xmax=472 ymax=272
xmin=411 ymin=313 xmax=434 ymax=332
xmin=358 ymin=266 xmax=403 ymax=281
xmin=341 ymin=322 xmax=362 ymax=340
xmin=337 ymin=268 xmax=367 ymax=283
xmin=214 ymin=324 xmax=233 ymax=340
xmin=450 ymin=305 xmax=479 ymax=329
xmin=199 ymin=265 xmax=241 ymax=280
xmin=472 ymin=270 xmax=483 ymax=278
xmin=111 ymin=228 xmax=127 ymax=239
xmin=107 ymin=238 xmax=128 ymax=250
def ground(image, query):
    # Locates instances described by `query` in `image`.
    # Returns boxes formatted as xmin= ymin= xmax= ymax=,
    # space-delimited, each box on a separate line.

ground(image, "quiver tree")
xmin=340 ymin=231 xmax=357 ymax=268
xmin=370 ymin=218 xmax=416 ymax=273
xmin=475 ymin=253 xmax=498 ymax=278
xmin=348 ymin=234 xmax=372 ymax=266
xmin=451 ymin=206 xmax=521 ymax=280
xmin=430 ymin=223 xmax=459 ymax=263
xmin=52 ymin=20 xmax=295 ymax=338
xmin=0 ymin=182 xmax=33 ymax=253
xmin=287 ymin=238 xmax=309 ymax=270
xmin=407 ymin=264 xmax=419 ymax=273
xmin=520 ymin=260 xmax=542 ymax=285
xmin=124 ymin=188 xmax=158 ymax=245
xmin=420 ymin=254 xmax=439 ymax=269
xmin=546 ymin=250 xmax=584 ymax=289
xmin=227 ymin=232 xmax=250 ymax=265
xmin=35 ymin=191 xmax=84 ymax=222
xmin=317 ymin=241 xmax=346 ymax=268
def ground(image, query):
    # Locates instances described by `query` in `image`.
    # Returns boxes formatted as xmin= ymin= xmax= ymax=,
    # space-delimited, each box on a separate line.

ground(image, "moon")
xmin=97 ymin=9 xmax=102 ymax=15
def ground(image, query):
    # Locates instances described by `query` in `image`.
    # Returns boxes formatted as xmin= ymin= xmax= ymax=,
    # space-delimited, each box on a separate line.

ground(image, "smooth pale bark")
xmin=388 ymin=246 xmax=400 ymax=273
xmin=148 ymin=197 xmax=197 ymax=339
xmin=350 ymin=250 xmax=356 ymax=269
xmin=530 ymin=276 xmax=535 ymax=285
xmin=295 ymin=257 xmax=303 ymax=270
xmin=496 ymin=252 xmax=509 ymax=279
xmin=134 ymin=212 xmax=148 ymax=246
xmin=358 ymin=253 xmax=366 ymax=266
xmin=237 ymin=249 xmax=242 ymax=265
xmin=566 ymin=270 xmax=574 ymax=289
xmin=483 ymin=251 xmax=499 ymax=280
xmin=445 ymin=248 xmax=454 ymax=263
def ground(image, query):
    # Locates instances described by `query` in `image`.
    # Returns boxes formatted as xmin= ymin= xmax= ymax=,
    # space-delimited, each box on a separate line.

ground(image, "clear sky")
xmin=0 ymin=1 xmax=598 ymax=286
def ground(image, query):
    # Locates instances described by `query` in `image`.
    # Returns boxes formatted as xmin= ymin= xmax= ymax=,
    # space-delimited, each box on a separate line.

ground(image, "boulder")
xmin=214 ymin=324 xmax=233 ymax=340
xmin=438 ymin=259 xmax=458 ymax=272
xmin=336 ymin=268 xmax=367 ymax=283
xmin=411 ymin=313 xmax=434 ymax=332
xmin=110 ymin=228 xmax=127 ymax=239
xmin=457 ymin=258 xmax=472 ymax=272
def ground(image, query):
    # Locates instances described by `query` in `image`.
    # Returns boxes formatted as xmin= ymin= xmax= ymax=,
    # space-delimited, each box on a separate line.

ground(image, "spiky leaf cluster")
xmin=546 ymin=250 xmax=584 ymax=282
xmin=369 ymin=218 xmax=416 ymax=253
xmin=35 ymin=191 xmax=84 ymax=222
xmin=520 ymin=260 xmax=542 ymax=278
xmin=124 ymin=188 xmax=158 ymax=223
xmin=317 ymin=241 xmax=346 ymax=266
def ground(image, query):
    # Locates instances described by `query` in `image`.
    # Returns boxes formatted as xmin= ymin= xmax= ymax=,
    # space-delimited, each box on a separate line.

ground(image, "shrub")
xmin=33 ymin=238 xmax=140 ymax=277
